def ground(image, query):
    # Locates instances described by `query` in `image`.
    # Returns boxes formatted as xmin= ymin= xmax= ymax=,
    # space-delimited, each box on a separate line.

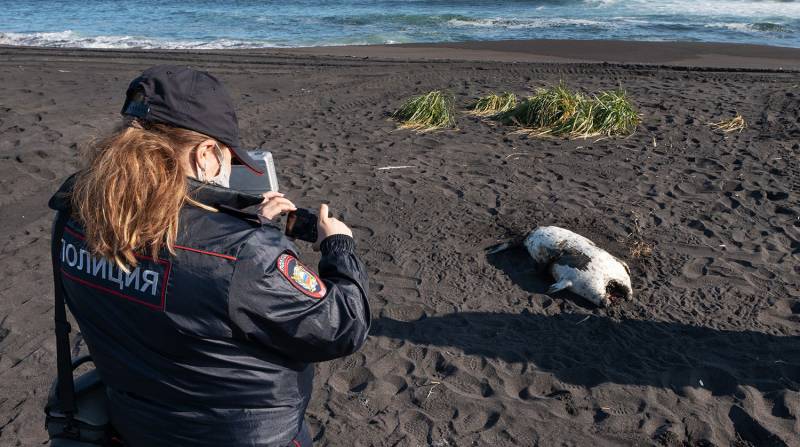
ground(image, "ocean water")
xmin=1 ymin=0 xmax=799 ymax=49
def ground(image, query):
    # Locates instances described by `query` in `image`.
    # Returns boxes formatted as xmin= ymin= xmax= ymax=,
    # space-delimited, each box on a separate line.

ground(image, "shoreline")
xmin=285 ymin=39 xmax=800 ymax=70
xmin=2 ymin=39 xmax=800 ymax=71
xmin=0 ymin=41 xmax=798 ymax=446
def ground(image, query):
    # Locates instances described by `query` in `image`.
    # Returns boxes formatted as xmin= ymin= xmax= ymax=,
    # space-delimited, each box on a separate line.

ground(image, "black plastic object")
xmin=46 ymin=210 xmax=114 ymax=445
xmin=285 ymin=208 xmax=319 ymax=243
xmin=45 ymin=356 xmax=112 ymax=445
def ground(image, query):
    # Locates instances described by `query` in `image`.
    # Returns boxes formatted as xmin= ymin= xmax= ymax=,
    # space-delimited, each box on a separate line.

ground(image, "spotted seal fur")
xmin=489 ymin=226 xmax=633 ymax=307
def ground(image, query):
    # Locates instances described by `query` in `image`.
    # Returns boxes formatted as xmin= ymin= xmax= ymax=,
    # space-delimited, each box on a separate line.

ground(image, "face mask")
xmin=197 ymin=143 xmax=230 ymax=188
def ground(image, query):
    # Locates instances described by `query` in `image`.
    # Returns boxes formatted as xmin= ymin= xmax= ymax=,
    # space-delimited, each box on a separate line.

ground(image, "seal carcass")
xmin=524 ymin=226 xmax=632 ymax=307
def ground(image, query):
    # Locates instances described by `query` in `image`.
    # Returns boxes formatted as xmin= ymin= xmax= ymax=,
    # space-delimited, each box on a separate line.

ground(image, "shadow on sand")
xmin=483 ymin=239 xmax=628 ymax=308
xmin=372 ymin=311 xmax=800 ymax=395
xmin=372 ymin=246 xmax=800 ymax=396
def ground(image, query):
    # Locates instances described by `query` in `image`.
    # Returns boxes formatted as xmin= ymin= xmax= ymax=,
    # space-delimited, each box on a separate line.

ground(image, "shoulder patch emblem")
xmin=277 ymin=253 xmax=326 ymax=299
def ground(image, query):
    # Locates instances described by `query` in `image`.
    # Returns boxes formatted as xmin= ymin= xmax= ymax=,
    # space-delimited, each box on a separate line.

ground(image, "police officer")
xmin=48 ymin=65 xmax=370 ymax=446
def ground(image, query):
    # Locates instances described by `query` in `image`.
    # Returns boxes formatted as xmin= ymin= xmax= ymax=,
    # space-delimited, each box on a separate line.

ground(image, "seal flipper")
xmin=547 ymin=279 xmax=573 ymax=295
xmin=486 ymin=242 xmax=512 ymax=255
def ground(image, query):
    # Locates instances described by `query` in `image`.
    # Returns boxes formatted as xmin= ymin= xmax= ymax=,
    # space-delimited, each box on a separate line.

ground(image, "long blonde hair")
xmin=72 ymin=119 xmax=212 ymax=269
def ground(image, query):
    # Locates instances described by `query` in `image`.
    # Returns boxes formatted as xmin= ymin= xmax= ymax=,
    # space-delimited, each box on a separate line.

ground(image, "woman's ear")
xmin=193 ymin=139 xmax=220 ymax=176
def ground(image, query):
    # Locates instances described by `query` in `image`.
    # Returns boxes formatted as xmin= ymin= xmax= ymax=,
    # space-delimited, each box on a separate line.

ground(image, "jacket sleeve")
xmin=228 ymin=231 xmax=370 ymax=363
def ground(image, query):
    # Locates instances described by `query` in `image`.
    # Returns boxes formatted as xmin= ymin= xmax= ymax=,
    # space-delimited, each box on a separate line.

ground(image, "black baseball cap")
xmin=121 ymin=65 xmax=263 ymax=175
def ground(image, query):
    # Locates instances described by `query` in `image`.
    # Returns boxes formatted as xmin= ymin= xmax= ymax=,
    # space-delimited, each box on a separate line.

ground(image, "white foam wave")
xmin=617 ymin=0 xmax=800 ymax=18
xmin=708 ymin=21 xmax=792 ymax=33
xmin=447 ymin=17 xmax=611 ymax=30
xmin=706 ymin=22 xmax=756 ymax=33
xmin=0 ymin=29 xmax=411 ymax=49
xmin=0 ymin=30 xmax=282 ymax=49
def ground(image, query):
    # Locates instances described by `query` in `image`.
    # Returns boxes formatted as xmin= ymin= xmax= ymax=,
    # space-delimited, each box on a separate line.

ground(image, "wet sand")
xmin=287 ymin=39 xmax=800 ymax=70
xmin=0 ymin=40 xmax=798 ymax=446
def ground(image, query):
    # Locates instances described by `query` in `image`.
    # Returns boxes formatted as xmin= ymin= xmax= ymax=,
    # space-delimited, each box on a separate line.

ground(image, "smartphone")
xmin=285 ymin=208 xmax=318 ymax=243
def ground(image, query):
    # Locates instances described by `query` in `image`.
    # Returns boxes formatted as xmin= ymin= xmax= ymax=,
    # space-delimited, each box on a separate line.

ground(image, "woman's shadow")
xmin=371 ymin=246 xmax=800 ymax=396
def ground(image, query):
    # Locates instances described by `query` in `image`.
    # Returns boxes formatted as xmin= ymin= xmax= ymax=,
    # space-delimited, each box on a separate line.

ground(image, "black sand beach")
xmin=1 ymin=40 xmax=799 ymax=446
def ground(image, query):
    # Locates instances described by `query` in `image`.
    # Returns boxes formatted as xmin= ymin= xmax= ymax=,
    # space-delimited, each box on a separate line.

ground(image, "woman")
xmin=48 ymin=65 xmax=370 ymax=446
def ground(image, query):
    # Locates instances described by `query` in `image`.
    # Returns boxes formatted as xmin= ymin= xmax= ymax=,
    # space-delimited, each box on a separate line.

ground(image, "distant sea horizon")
xmin=2 ymin=0 xmax=799 ymax=50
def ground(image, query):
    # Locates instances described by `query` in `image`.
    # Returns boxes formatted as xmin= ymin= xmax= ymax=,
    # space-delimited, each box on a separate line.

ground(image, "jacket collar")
xmin=48 ymin=173 xmax=78 ymax=212
xmin=48 ymin=173 xmax=264 ymax=212
xmin=186 ymin=177 xmax=264 ymax=209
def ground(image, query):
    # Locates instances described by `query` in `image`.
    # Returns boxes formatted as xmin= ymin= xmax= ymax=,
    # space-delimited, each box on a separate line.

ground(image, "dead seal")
xmin=489 ymin=226 xmax=632 ymax=307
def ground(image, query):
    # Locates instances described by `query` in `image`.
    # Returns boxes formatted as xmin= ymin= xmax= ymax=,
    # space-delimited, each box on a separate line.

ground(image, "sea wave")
xmin=323 ymin=13 xmax=473 ymax=27
xmin=0 ymin=30 xmax=407 ymax=49
xmin=447 ymin=17 xmax=612 ymax=30
xmin=614 ymin=0 xmax=800 ymax=18
xmin=1 ymin=0 xmax=800 ymax=50
xmin=705 ymin=22 xmax=792 ymax=33
xmin=0 ymin=30 xmax=282 ymax=49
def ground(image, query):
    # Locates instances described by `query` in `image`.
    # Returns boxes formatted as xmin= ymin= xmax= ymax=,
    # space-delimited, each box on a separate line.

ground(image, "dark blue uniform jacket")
xmin=48 ymin=175 xmax=370 ymax=447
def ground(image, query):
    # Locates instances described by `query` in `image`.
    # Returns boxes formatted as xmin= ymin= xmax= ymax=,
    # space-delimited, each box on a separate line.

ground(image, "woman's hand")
xmin=314 ymin=203 xmax=353 ymax=251
xmin=258 ymin=192 xmax=297 ymax=220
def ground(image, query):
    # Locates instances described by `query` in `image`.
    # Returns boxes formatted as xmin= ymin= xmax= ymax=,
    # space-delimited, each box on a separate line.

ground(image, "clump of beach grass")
xmin=497 ymin=84 xmax=640 ymax=138
xmin=392 ymin=90 xmax=456 ymax=132
xmin=497 ymin=84 xmax=584 ymax=135
xmin=708 ymin=114 xmax=746 ymax=133
xmin=468 ymin=92 xmax=518 ymax=116
xmin=591 ymin=90 xmax=641 ymax=137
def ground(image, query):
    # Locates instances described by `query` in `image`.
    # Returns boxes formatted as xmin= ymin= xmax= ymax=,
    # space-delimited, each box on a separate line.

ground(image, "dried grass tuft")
xmin=468 ymin=92 xmax=518 ymax=116
xmin=708 ymin=114 xmax=746 ymax=133
xmin=392 ymin=90 xmax=456 ymax=132
xmin=629 ymin=240 xmax=654 ymax=259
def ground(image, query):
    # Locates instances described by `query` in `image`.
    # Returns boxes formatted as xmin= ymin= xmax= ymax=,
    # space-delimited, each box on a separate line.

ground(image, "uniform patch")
xmin=277 ymin=253 xmax=326 ymax=299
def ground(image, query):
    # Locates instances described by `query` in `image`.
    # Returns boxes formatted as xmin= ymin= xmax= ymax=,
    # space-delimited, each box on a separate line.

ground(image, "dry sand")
xmin=0 ymin=41 xmax=799 ymax=446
